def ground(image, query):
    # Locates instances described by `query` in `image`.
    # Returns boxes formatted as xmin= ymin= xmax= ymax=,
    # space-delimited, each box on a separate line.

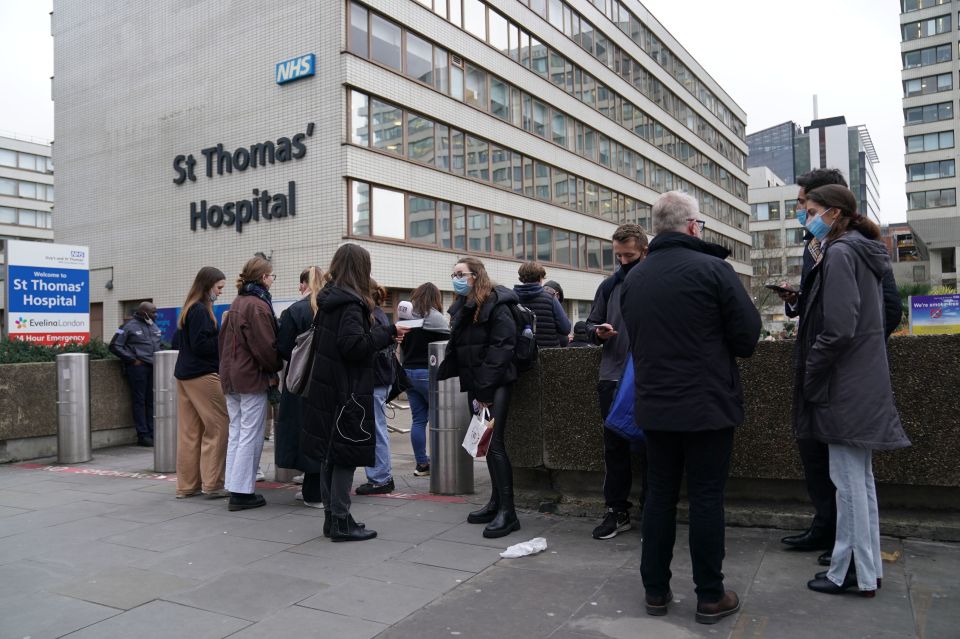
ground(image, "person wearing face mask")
xmin=583 ymin=224 xmax=649 ymax=541
xmin=792 ymin=185 xmax=910 ymax=597
xmin=777 ymin=169 xmax=901 ymax=566
xmin=110 ymin=301 xmax=164 ymax=447
xmin=438 ymin=257 xmax=522 ymax=538
xmin=218 ymin=256 xmax=283 ymax=511
xmin=173 ymin=267 xmax=229 ymax=499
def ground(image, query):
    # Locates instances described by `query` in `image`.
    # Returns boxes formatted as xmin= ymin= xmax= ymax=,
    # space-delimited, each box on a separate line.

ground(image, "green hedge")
xmin=0 ymin=338 xmax=115 ymax=364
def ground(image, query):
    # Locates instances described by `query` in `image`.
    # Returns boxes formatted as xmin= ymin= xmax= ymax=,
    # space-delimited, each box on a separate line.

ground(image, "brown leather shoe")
xmin=645 ymin=590 xmax=673 ymax=616
xmin=695 ymin=590 xmax=741 ymax=625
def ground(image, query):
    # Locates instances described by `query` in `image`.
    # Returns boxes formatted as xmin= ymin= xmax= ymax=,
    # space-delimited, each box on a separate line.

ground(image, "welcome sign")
xmin=4 ymin=241 xmax=90 ymax=345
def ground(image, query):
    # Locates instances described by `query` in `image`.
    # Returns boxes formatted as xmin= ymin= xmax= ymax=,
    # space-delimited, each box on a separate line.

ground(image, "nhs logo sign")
xmin=275 ymin=53 xmax=316 ymax=85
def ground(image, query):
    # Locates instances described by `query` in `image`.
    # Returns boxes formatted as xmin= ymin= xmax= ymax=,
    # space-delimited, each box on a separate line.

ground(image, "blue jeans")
xmin=827 ymin=445 xmax=881 ymax=591
xmin=404 ymin=368 xmax=430 ymax=465
xmin=365 ymin=386 xmax=392 ymax=484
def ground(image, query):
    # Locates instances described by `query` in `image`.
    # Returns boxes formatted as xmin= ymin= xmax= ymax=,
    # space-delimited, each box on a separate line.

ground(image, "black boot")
xmin=482 ymin=451 xmax=520 ymax=539
xmin=330 ymin=514 xmax=376 ymax=542
xmin=324 ymin=510 xmax=365 ymax=538
xmin=228 ymin=492 xmax=266 ymax=511
xmin=468 ymin=455 xmax=500 ymax=524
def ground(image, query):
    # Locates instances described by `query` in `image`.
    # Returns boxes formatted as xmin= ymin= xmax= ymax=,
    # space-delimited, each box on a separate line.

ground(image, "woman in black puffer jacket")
xmin=300 ymin=244 xmax=408 ymax=542
xmin=438 ymin=256 xmax=520 ymax=538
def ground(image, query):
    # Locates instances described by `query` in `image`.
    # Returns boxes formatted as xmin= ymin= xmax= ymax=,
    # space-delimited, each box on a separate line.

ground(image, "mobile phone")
xmin=765 ymin=284 xmax=797 ymax=294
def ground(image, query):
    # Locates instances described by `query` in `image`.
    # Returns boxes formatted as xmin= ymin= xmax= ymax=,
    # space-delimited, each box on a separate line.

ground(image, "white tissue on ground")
xmin=499 ymin=537 xmax=548 ymax=558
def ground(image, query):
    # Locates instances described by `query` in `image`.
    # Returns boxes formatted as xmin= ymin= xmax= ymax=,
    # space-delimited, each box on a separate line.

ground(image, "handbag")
xmin=604 ymin=354 xmax=645 ymax=442
xmin=285 ymin=320 xmax=319 ymax=397
xmin=462 ymin=407 xmax=495 ymax=458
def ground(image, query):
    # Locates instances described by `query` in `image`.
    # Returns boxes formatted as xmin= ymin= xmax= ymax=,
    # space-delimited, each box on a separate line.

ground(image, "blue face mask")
xmin=452 ymin=278 xmax=472 ymax=296
xmin=796 ymin=209 xmax=807 ymax=226
xmin=805 ymin=209 xmax=833 ymax=241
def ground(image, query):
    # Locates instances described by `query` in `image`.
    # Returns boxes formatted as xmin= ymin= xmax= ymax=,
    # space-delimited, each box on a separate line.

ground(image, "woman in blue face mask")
xmin=792 ymin=185 xmax=911 ymax=599
xmin=437 ymin=256 xmax=523 ymax=538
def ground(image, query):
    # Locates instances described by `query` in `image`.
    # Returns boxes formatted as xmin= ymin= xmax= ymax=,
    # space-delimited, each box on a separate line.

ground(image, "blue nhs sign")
xmin=275 ymin=53 xmax=315 ymax=85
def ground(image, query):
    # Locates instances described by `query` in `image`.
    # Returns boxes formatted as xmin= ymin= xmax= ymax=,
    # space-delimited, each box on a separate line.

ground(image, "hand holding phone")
xmin=595 ymin=323 xmax=618 ymax=339
xmin=765 ymin=283 xmax=798 ymax=304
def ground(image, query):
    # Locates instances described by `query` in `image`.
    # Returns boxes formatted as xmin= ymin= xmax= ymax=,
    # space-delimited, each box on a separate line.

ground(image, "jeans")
xmin=597 ymin=380 xmax=646 ymax=512
xmin=125 ymin=363 xmax=154 ymax=437
xmin=827 ymin=445 xmax=881 ymax=590
xmin=319 ymin=462 xmax=356 ymax=517
xmin=404 ymin=368 xmax=430 ymax=465
xmin=365 ymin=386 xmax=392 ymax=484
xmin=224 ymin=392 xmax=268 ymax=495
xmin=641 ymin=427 xmax=735 ymax=604
xmin=797 ymin=437 xmax=837 ymax=536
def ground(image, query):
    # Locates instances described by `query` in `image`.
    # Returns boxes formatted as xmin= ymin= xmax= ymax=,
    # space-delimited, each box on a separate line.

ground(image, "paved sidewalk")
xmin=0 ymin=408 xmax=957 ymax=638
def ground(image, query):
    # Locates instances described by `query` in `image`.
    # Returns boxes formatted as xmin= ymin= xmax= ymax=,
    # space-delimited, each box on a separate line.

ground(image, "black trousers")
xmin=797 ymin=438 xmax=837 ymax=535
xmin=125 ymin=363 xmax=154 ymax=437
xmin=469 ymin=385 xmax=514 ymax=511
xmin=597 ymin=380 xmax=646 ymax=512
xmin=641 ymin=427 xmax=734 ymax=604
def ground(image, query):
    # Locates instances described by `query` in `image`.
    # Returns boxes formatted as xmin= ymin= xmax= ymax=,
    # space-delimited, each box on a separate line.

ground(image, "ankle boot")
xmin=324 ymin=511 xmax=365 ymax=538
xmin=483 ymin=508 xmax=520 ymax=538
xmin=467 ymin=496 xmax=499 ymax=524
xmin=330 ymin=514 xmax=377 ymax=542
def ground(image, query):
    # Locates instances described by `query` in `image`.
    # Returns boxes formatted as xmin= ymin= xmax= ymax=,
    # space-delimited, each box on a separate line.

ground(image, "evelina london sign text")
xmin=173 ymin=123 xmax=314 ymax=233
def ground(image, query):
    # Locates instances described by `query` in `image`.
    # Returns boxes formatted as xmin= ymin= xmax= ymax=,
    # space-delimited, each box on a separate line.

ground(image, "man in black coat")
xmin=621 ymin=191 xmax=761 ymax=625
xmin=776 ymin=169 xmax=901 ymax=563
xmin=109 ymin=302 xmax=163 ymax=447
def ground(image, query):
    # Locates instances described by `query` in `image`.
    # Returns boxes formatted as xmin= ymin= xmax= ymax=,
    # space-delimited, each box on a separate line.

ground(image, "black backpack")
xmin=509 ymin=303 xmax=538 ymax=372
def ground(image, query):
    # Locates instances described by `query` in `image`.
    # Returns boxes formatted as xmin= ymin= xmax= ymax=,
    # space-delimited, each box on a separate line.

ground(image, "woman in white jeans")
xmin=218 ymin=256 xmax=283 ymax=511
xmin=792 ymin=185 xmax=910 ymax=597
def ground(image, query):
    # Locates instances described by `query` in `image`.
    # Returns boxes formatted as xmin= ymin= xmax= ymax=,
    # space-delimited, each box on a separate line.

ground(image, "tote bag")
xmin=604 ymin=355 xmax=645 ymax=442
xmin=285 ymin=322 xmax=318 ymax=397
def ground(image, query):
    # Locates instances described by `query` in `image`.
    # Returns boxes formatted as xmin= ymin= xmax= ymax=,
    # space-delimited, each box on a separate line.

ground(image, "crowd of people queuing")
xmin=153 ymin=171 xmax=907 ymax=622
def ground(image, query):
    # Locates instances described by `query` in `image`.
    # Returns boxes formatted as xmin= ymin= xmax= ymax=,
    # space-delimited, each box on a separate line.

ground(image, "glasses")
xmin=267 ymin=274 xmax=277 ymax=280
xmin=451 ymin=272 xmax=475 ymax=280
xmin=687 ymin=218 xmax=706 ymax=233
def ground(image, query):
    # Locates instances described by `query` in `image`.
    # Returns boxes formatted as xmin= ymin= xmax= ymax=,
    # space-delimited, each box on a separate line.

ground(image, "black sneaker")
xmin=414 ymin=463 xmax=431 ymax=477
xmin=355 ymin=478 xmax=395 ymax=495
xmin=137 ymin=435 xmax=154 ymax=447
xmin=592 ymin=509 xmax=631 ymax=540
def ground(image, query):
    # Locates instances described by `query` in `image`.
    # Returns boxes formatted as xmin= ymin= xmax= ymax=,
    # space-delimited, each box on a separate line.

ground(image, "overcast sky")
xmin=0 ymin=0 xmax=907 ymax=223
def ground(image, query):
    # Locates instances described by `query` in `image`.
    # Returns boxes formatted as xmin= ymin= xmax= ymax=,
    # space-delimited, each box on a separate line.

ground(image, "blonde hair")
xmin=300 ymin=266 xmax=324 ymax=315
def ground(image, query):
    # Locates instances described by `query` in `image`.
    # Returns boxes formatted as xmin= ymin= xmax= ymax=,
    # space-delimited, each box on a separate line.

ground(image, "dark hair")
xmin=612 ymin=223 xmax=649 ymax=250
xmin=455 ymin=256 xmax=493 ymax=322
xmin=796 ymin=168 xmax=847 ymax=193
xmin=326 ymin=243 xmax=374 ymax=310
xmin=518 ymin=261 xmax=547 ymax=284
xmin=179 ymin=266 xmax=226 ymax=329
xmin=300 ymin=266 xmax=324 ymax=315
xmin=411 ymin=282 xmax=442 ymax=317
xmin=804 ymin=184 xmax=881 ymax=242
xmin=236 ymin=256 xmax=272 ymax=291
xmin=543 ymin=280 xmax=564 ymax=303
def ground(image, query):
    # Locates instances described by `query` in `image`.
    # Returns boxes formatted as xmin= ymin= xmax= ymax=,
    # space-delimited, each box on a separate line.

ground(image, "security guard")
xmin=110 ymin=301 xmax=163 ymax=446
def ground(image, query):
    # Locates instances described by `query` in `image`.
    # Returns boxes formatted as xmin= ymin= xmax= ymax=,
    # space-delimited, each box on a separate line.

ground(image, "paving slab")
xmin=61 ymin=600 xmax=249 ymax=639
xmin=297 ymin=575 xmax=439 ymax=624
xmin=0 ymin=514 xmax=145 ymax=565
xmin=51 ymin=566 xmax=200 ymax=609
xmin=903 ymin=539 xmax=960 ymax=639
xmin=241 ymin=549 xmax=361 ymax=585
xmin=226 ymin=604 xmax=387 ymax=639
xmin=356 ymin=558 xmax=476 ymax=593
xmin=0 ymin=590 xmax=120 ymax=639
xmin=104 ymin=511 xmax=255 ymax=552
xmin=397 ymin=538 xmax=505 ymax=573
xmin=163 ymin=569 xmax=324 ymax=621
xmin=135 ymin=534 xmax=292 ymax=580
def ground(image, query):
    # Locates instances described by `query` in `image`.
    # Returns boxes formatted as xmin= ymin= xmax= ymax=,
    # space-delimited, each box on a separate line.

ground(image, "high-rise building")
xmin=900 ymin=0 xmax=960 ymax=288
xmin=51 ymin=0 xmax=750 ymax=337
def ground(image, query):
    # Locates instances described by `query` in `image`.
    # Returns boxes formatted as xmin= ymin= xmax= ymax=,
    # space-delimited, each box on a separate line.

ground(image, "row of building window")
xmin=904 ymin=100 xmax=954 ymax=124
xmin=752 ymin=228 xmax=807 ymax=250
xmin=348 ymin=179 xmax=617 ymax=271
xmin=0 ymin=206 xmax=53 ymax=229
xmin=905 ymin=129 xmax=954 ymax=153
xmin=907 ymin=159 xmax=956 ymax=181
xmin=902 ymin=42 xmax=951 ymax=69
xmin=349 ymin=89 xmax=750 ymax=239
xmin=903 ymin=71 xmax=952 ymax=96
xmin=902 ymin=0 xmax=950 ymax=14
xmin=753 ymin=256 xmax=803 ymax=278
xmin=902 ymin=13 xmax=951 ymax=41
xmin=348 ymin=2 xmax=747 ymax=200
xmin=0 ymin=149 xmax=53 ymax=174
xmin=908 ymin=187 xmax=956 ymax=209
xmin=0 ymin=177 xmax=55 ymax=201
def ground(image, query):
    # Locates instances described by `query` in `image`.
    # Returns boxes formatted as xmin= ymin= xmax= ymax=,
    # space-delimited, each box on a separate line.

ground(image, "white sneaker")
xmin=294 ymin=491 xmax=304 ymax=501
xmin=256 ymin=468 xmax=266 ymax=482
xmin=292 ymin=474 xmax=304 ymax=485
xmin=302 ymin=500 xmax=323 ymax=509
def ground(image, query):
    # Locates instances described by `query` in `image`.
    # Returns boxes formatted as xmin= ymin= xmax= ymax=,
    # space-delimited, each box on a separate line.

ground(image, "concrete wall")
xmin=0 ymin=359 xmax=135 ymax=462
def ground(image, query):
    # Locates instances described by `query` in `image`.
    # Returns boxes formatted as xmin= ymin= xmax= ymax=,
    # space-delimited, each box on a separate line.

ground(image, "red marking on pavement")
xmin=13 ymin=463 xmax=466 ymax=502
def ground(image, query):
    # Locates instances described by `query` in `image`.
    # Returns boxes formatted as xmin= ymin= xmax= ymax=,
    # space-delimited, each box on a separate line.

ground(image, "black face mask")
xmin=618 ymin=258 xmax=640 ymax=274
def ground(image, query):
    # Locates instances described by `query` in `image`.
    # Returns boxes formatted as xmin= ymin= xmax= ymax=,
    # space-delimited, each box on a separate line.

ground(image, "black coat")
xmin=620 ymin=233 xmax=761 ymax=432
xmin=300 ymin=285 xmax=396 ymax=469
xmin=275 ymin=296 xmax=313 ymax=470
xmin=438 ymin=286 xmax=518 ymax=403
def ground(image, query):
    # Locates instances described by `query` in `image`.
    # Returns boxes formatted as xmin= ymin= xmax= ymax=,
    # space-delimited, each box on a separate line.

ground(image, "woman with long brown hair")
xmin=793 ymin=185 xmax=910 ymax=597
xmin=276 ymin=266 xmax=324 ymax=507
xmin=438 ymin=256 xmax=522 ymax=538
xmin=219 ymin=256 xmax=283 ymax=511
xmin=301 ymin=244 xmax=409 ymax=541
xmin=174 ymin=266 xmax=229 ymax=499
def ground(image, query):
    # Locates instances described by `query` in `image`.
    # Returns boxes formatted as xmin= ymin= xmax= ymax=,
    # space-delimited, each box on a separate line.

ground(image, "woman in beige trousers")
xmin=174 ymin=267 xmax=229 ymax=498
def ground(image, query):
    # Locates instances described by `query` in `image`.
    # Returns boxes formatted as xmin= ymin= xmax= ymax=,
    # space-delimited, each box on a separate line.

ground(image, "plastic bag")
xmin=604 ymin=354 xmax=645 ymax=442
xmin=500 ymin=537 xmax=548 ymax=558
xmin=462 ymin=407 xmax=494 ymax=458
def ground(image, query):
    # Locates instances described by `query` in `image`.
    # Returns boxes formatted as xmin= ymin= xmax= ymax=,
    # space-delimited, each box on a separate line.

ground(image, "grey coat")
xmin=793 ymin=230 xmax=911 ymax=451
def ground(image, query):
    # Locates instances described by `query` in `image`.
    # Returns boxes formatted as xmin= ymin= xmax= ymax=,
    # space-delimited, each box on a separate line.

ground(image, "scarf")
xmin=239 ymin=282 xmax=278 ymax=330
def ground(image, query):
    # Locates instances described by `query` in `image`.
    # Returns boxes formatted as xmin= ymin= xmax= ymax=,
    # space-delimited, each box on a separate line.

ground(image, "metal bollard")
xmin=153 ymin=350 xmax=178 ymax=473
xmin=56 ymin=353 xmax=92 ymax=464
xmin=428 ymin=341 xmax=473 ymax=495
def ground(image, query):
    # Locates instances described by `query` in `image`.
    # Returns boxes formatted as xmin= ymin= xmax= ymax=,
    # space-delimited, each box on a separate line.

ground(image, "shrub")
xmin=0 ymin=338 xmax=115 ymax=364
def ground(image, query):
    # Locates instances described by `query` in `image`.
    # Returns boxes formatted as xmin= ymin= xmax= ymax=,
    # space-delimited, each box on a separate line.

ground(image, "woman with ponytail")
xmin=276 ymin=266 xmax=324 ymax=506
xmin=218 ymin=256 xmax=283 ymax=511
xmin=438 ymin=256 xmax=522 ymax=538
xmin=793 ymin=185 xmax=910 ymax=598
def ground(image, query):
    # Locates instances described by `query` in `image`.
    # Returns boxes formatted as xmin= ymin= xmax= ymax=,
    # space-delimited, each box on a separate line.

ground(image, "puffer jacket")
xmin=300 ymin=284 xmax=396 ymax=468
xmin=438 ymin=285 xmax=518 ymax=403
xmin=513 ymin=282 xmax=571 ymax=347
xmin=792 ymin=230 xmax=911 ymax=451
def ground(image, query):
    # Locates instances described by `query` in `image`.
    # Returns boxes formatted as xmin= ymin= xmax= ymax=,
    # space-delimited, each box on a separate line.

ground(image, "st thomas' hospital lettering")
xmin=173 ymin=122 xmax=315 ymax=233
